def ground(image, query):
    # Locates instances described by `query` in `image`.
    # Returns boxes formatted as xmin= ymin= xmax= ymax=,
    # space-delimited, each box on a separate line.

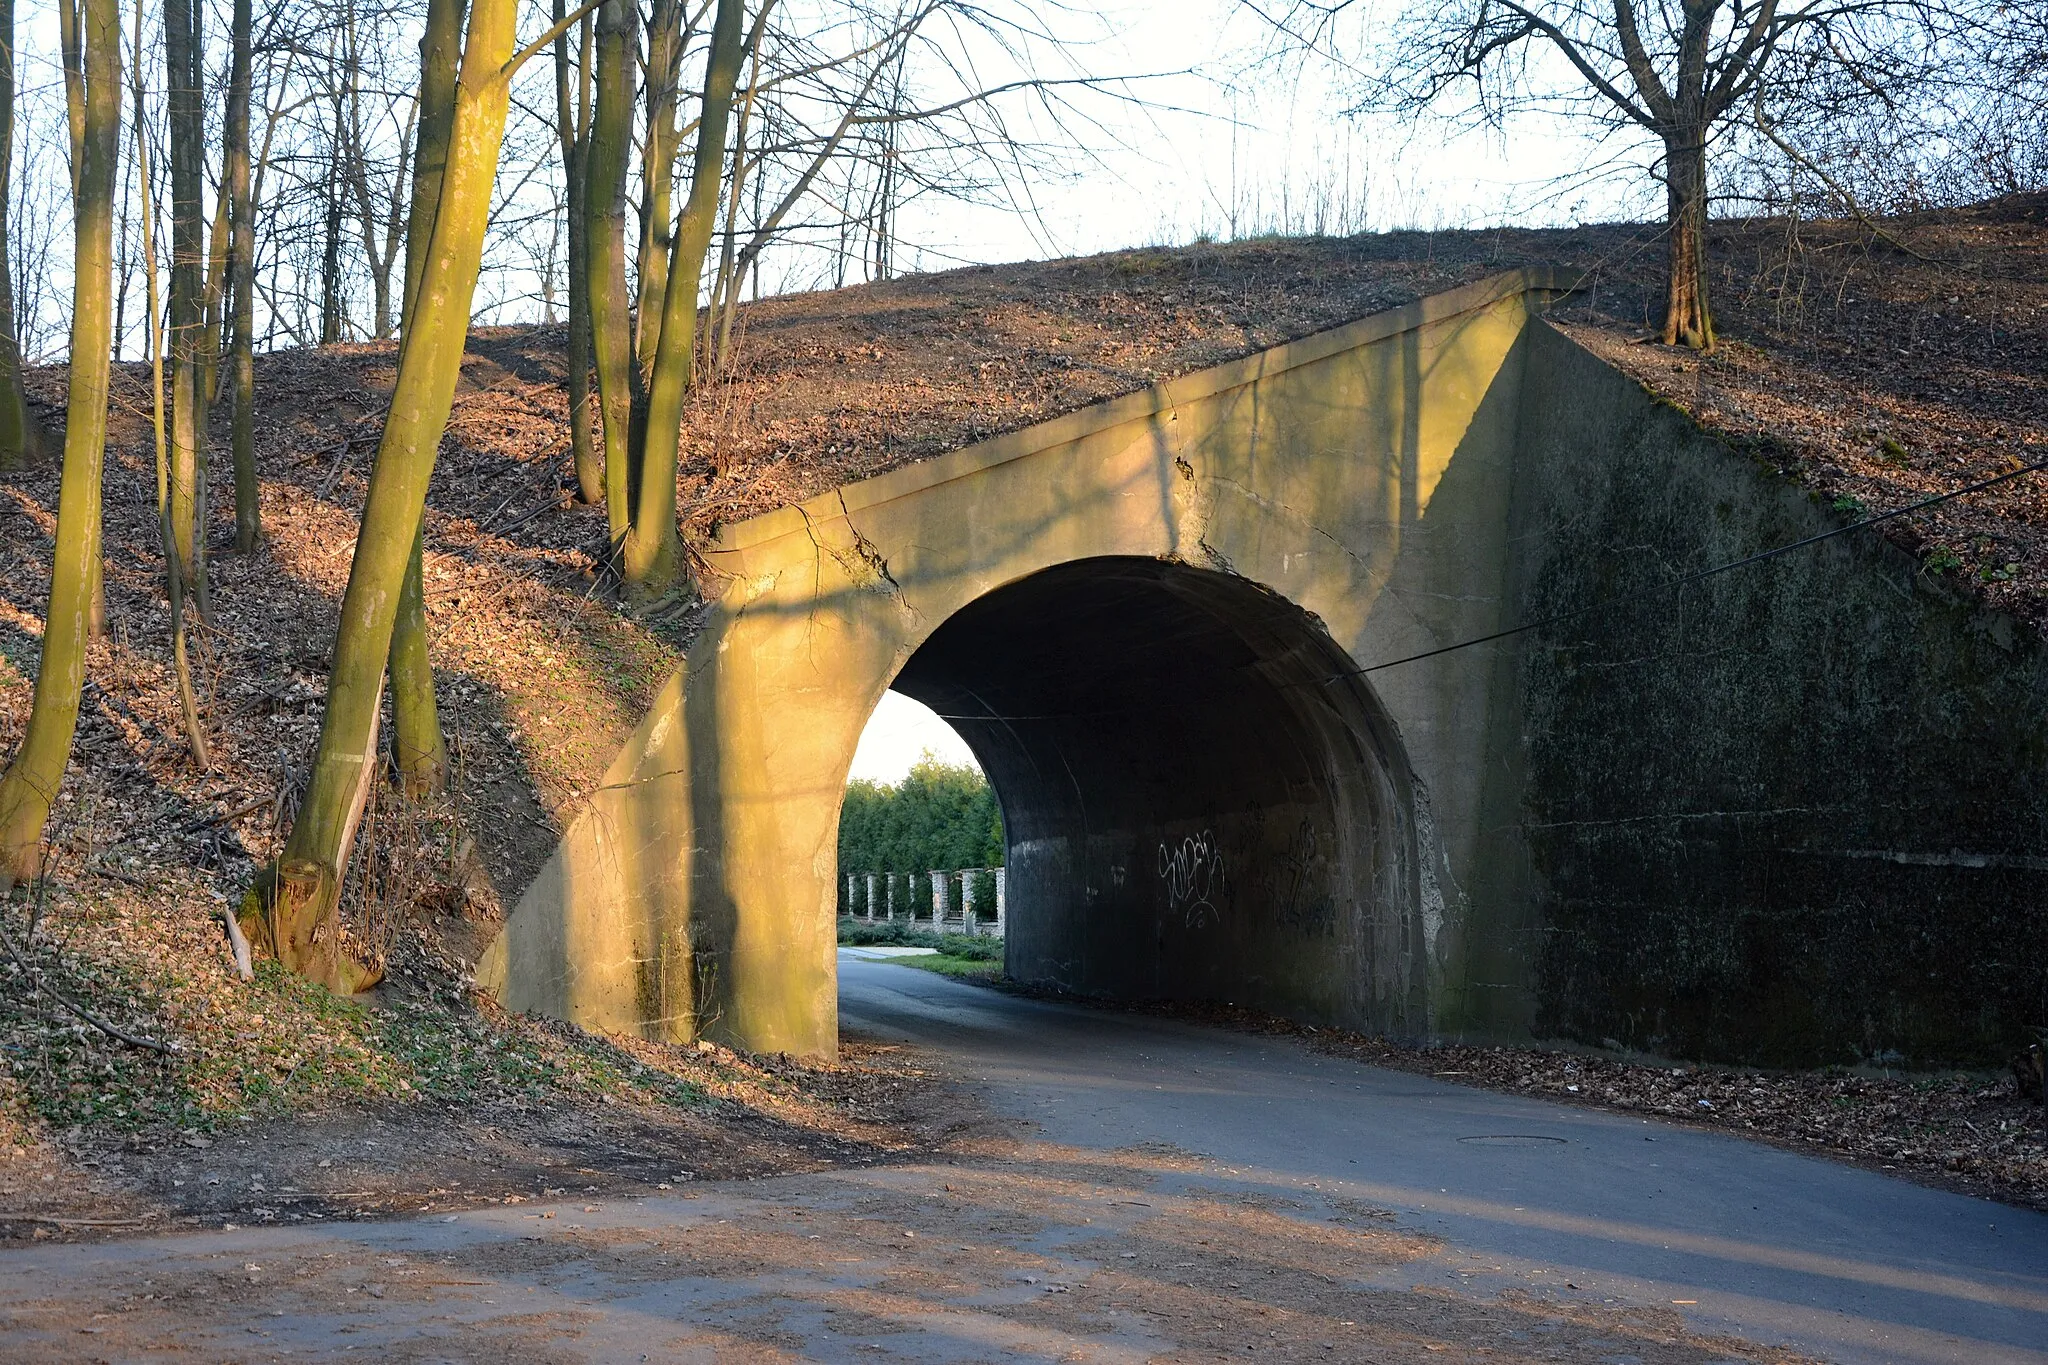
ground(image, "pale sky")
xmin=743 ymin=1 xmax=1648 ymax=301
xmin=848 ymin=691 xmax=983 ymax=783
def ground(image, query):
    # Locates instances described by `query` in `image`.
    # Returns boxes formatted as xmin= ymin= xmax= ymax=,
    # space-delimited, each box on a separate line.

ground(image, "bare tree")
xmin=0 ymin=0 xmax=121 ymax=884
xmin=1248 ymin=0 xmax=1975 ymax=350
xmin=132 ymin=0 xmax=210 ymax=770
xmin=225 ymin=0 xmax=259 ymax=551
xmin=553 ymin=0 xmax=599 ymax=501
xmin=0 ymin=0 xmax=53 ymax=466
xmin=164 ymin=0 xmax=209 ymax=603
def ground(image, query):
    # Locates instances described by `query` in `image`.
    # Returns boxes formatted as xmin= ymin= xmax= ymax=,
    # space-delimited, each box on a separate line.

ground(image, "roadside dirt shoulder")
xmin=1 ymin=1024 xmax=971 ymax=1245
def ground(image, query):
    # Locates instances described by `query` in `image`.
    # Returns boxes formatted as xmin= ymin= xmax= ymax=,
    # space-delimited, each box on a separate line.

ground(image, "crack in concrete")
xmin=835 ymin=489 xmax=904 ymax=597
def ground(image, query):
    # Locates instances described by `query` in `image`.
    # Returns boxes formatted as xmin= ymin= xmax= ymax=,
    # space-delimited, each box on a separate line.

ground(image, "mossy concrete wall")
xmin=1484 ymin=324 xmax=2048 ymax=1066
xmin=476 ymin=270 xmax=2048 ymax=1068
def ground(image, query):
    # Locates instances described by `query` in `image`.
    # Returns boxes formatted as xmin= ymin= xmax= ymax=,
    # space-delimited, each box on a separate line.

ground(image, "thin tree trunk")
xmin=555 ymin=0 xmax=599 ymax=503
xmin=366 ymin=253 xmax=391 ymax=339
xmin=338 ymin=0 xmax=392 ymax=341
xmin=712 ymin=3 xmax=772 ymax=377
xmin=634 ymin=0 xmax=683 ymax=381
xmin=382 ymin=0 xmax=467 ymax=801
xmin=319 ymin=139 xmax=343 ymax=344
xmin=198 ymin=163 xmax=228 ymax=401
xmin=164 ymin=0 xmax=207 ymax=607
xmin=133 ymin=2 xmax=208 ymax=771
xmin=1661 ymin=131 xmax=1714 ymax=351
xmin=388 ymin=526 xmax=444 ymax=794
xmin=251 ymin=0 xmax=525 ymax=990
xmin=585 ymin=0 xmax=636 ymax=549
xmin=374 ymin=109 xmax=411 ymax=338
xmin=624 ymin=0 xmax=744 ymax=599
xmin=0 ymin=0 xmax=119 ymax=885
xmin=225 ymin=0 xmax=256 ymax=551
xmin=0 ymin=0 xmax=50 ymax=468
xmin=401 ymin=0 xmax=466 ymax=326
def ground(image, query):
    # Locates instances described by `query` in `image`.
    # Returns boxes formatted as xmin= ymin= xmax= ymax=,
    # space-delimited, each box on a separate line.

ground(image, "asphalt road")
xmin=837 ymin=956 xmax=2048 ymax=1365
xmin=1 ymin=956 xmax=2042 ymax=1363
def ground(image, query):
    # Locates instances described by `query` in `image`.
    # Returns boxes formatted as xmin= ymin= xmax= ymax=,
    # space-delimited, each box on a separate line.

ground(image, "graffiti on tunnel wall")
xmin=1158 ymin=832 xmax=1226 ymax=928
xmin=1156 ymin=816 xmax=1345 ymax=936
xmin=1269 ymin=817 xmax=1338 ymax=936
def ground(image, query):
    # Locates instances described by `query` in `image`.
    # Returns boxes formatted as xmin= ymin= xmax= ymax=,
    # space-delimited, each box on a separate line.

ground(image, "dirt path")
xmin=0 ymin=1136 xmax=1811 ymax=1364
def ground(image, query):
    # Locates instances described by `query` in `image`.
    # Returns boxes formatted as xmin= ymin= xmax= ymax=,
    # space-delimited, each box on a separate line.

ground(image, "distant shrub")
xmin=838 ymin=755 xmax=1003 ymax=888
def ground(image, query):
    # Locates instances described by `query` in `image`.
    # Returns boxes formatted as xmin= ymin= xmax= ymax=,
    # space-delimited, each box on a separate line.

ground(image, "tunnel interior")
xmin=885 ymin=557 xmax=1430 ymax=1035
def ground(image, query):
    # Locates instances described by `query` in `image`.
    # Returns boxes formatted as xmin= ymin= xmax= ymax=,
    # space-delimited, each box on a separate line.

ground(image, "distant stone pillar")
xmin=885 ymin=874 xmax=896 ymax=920
xmin=866 ymin=874 xmax=879 ymax=921
xmin=961 ymin=870 xmax=979 ymax=934
xmin=846 ymin=873 xmax=857 ymax=916
xmin=994 ymin=868 xmax=1006 ymax=936
xmin=930 ymin=870 xmax=949 ymax=926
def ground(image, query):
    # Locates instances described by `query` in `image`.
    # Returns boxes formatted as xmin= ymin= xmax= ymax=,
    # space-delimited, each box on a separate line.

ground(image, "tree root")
xmin=238 ymin=860 xmax=383 ymax=995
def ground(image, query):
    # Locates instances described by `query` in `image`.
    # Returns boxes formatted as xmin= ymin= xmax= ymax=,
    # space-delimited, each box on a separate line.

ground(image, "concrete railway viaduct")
xmin=478 ymin=269 xmax=2048 ymax=1069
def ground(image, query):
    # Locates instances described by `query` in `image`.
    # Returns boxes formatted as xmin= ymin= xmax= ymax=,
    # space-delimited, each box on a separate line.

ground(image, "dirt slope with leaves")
xmin=2 ymin=201 xmax=2045 ymax=1233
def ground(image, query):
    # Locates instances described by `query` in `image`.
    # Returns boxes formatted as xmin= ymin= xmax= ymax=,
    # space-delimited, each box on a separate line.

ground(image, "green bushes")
xmin=838 ymin=757 xmax=1003 ymax=882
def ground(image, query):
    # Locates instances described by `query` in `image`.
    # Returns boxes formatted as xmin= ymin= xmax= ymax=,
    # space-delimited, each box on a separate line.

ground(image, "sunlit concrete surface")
xmin=480 ymin=270 xmax=1566 ymax=1056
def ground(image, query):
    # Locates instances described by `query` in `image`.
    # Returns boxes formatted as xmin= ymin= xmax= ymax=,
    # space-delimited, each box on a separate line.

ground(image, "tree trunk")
xmin=0 ymin=0 xmax=119 ymax=885
xmin=164 ymin=0 xmax=208 ymax=602
xmin=712 ymin=6 xmax=771 ymax=377
xmin=585 ymin=0 xmax=636 ymax=549
xmin=401 ymin=0 xmax=466 ymax=327
xmin=134 ymin=21 xmax=209 ymax=772
xmin=252 ymin=0 xmax=523 ymax=992
xmin=225 ymin=0 xmax=256 ymax=552
xmin=634 ymin=0 xmax=683 ymax=382
xmin=368 ymin=258 xmax=392 ymax=340
xmin=198 ymin=160 xmax=229 ymax=401
xmin=1661 ymin=131 xmax=1714 ymax=351
xmin=0 ymin=0 xmax=51 ymax=468
xmin=388 ymin=526 xmax=444 ymax=795
xmin=625 ymin=0 xmax=744 ymax=600
xmin=382 ymin=0 xmax=467 ymax=803
xmin=320 ymin=145 xmax=343 ymax=344
xmin=555 ymin=1 xmax=600 ymax=504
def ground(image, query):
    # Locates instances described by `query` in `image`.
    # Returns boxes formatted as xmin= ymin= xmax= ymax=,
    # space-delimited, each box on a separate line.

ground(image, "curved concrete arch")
xmin=478 ymin=269 xmax=1573 ymax=1056
xmin=890 ymin=556 xmax=1428 ymax=1034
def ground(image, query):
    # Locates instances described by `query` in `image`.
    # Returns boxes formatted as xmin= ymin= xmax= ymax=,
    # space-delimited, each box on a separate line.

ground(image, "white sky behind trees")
xmin=2 ymin=0 xmax=1643 ymax=362
xmin=848 ymin=691 xmax=980 ymax=783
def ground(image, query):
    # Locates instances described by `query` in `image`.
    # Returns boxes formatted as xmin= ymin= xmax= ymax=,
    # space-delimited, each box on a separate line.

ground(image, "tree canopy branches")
xmin=1245 ymin=0 xmax=2018 ymax=348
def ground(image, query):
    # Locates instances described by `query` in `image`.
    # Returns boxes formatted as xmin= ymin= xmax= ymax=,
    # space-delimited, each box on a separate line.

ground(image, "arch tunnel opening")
xmin=851 ymin=556 xmax=1433 ymax=1037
